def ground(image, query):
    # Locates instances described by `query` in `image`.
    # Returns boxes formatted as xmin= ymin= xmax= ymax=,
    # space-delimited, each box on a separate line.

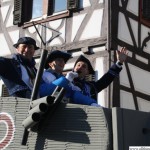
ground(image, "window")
xmin=139 ymin=0 xmax=150 ymax=27
xmin=32 ymin=0 xmax=43 ymax=19
xmin=13 ymin=0 xmax=79 ymax=27
xmin=54 ymin=0 xmax=67 ymax=13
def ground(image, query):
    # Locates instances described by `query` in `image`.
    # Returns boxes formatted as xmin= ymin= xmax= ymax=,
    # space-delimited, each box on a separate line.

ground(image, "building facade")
xmin=0 ymin=0 xmax=150 ymax=111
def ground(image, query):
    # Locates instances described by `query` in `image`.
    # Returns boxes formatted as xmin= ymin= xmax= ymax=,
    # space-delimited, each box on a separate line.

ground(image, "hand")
xmin=116 ymin=47 xmax=128 ymax=63
xmin=66 ymin=71 xmax=78 ymax=82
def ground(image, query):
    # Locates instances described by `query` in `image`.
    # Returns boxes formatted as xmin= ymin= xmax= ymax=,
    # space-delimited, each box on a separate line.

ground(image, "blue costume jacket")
xmin=0 ymin=54 xmax=36 ymax=98
xmin=40 ymin=75 xmax=97 ymax=105
xmin=40 ymin=65 xmax=120 ymax=106
xmin=40 ymin=64 xmax=122 ymax=105
xmin=73 ymin=63 xmax=122 ymax=101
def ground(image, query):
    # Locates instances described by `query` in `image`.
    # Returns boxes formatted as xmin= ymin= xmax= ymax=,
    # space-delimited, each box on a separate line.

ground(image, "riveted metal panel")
xmin=0 ymin=97 xmax=112 ymax=150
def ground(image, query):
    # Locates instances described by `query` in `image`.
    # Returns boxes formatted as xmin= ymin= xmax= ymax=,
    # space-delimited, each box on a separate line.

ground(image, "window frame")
xmin=139 ymin=0 xmax=150 ymax=27
xmin=13 ymin=0 xmax=79 ymax=28
xmin=53 ymin=0 xmax=68 ymax=13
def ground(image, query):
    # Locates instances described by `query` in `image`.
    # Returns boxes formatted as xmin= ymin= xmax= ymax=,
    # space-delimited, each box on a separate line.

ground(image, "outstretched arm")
xmin=95 ymin=47 xmax=128 ymax=92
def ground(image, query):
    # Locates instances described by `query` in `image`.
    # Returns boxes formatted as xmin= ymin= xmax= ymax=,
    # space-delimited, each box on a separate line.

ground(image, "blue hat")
xmin=13 ymin=37 xmax=39 ymax=50
xmin=45 ymin=50 xmax=72 ymax=69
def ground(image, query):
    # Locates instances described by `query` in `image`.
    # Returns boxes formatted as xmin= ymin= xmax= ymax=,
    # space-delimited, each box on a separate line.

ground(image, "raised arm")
xmin=95 ymin=47 xmax=128 ymax=92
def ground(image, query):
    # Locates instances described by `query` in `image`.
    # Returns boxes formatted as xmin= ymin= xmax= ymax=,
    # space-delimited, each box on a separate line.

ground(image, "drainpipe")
xmin=107 ymin=0 xmax=112 ymax=108
xmin=107 ymin=0 xmax=111 ymax=52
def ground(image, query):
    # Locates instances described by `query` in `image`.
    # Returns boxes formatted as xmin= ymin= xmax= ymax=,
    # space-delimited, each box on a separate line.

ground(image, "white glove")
xmin=91 ymin=103 xmax=101 ymax=107
xmin=66 ymin=71 xmax=78 ymax=82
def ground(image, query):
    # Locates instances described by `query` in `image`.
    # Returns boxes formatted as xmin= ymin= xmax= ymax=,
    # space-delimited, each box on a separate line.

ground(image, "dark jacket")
xmin=0 ymin=54 xmax=36 ymax=98
xmin=73 ymin=63 xmax=122 ymax=101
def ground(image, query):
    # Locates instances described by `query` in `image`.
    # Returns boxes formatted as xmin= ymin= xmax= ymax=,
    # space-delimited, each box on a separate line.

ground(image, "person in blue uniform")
xmin=0 ymin=37 xmax=39 ymax=98
xmin=40 ymin=47 xmax=128 ymax=106
xmin=42 ymin=50 xmax=72 ymax=84
xmin=71 ymin=47 xmax=128 ymax=101
xmin=42 ymin=50 xmax=81 ymax=91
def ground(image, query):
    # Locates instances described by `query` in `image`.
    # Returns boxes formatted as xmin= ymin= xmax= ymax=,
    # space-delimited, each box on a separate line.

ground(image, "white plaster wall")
xmin=49 ymin=36 xmax=63 ymax=46
xmin=9 ymin=30 xmax=20 ymax=46
xmin=71 ymin=51 xmax=84 ymax=57
xmin=137 ymin=97 xmax=150 ymax=112
xmin=120 ymin=64 xmax=130 ymax=88
xmin=6 ymin=6 xmax=14 ymax=27
xmin=28 ymin=26 xmax=43 ymax=44
xmin=80 ymin=9 xmax=103 ymax=40
xmin=119 ymin=0 xmax=139 ymax=14
xmin=1 ymin=2 xmax=14 ymax=28
xmin=1 ymin=0 xmax=11 ymax=2
xmin=95 ymin=57 xmax=106 ymax=107
xmin=46 ymin=29 xmax=53 ymax=42
xmin=81 ymin=0 xmax=91 ymax=8
xmin=99 ymin=0 xmax=104 ymax=3
xmin=49 ymin=19 xmax=63 ymax=29
xmin=129 ymin=64 xmax=150 ymax=95
xmin=0 ymin=34 xmax=11 ymax=56
xmin=127 ymin=0 xmax=139 ymax=16
xmin=135 ymin=54 xmax=148 ymax=64
xmin=90 ymin=46 xmax=106 ymax=53
xmin=129 ymin=18 xmax=138 ymax=47
xmin=1 ymin=5 xmax=9 ymax=22
xmin=49 ymin=19 xmax=66 ymax=46
xmin=118 ymin=12 xmax=133 ymax=46
xmin=120 ymin=90 xmax=135 ymax=110
xmin=28 ymin=26 xmax=39 ymax=34
xmin=71 ymin=14 xmax=86 ymax=42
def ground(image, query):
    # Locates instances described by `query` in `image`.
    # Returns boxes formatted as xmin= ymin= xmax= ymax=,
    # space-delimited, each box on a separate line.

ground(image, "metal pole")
xmin=107 ymin=0 xmax=112 ymax=109
xmin=31 ymin=49 xmax=48 ymax=100
xmin=21 ymin=49 xmax=48 ymax=145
